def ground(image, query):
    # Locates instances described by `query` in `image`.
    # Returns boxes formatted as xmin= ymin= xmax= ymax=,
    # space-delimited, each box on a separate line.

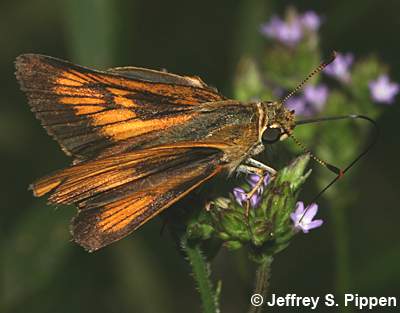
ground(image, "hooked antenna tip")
xmin=325 ymin=163 xmax=343 ymax=177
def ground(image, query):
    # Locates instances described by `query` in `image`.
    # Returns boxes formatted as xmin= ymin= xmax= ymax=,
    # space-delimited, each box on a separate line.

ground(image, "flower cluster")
xmin=191 ymin=6 xmax=400 ymax=267
xmin=260 ymin=11 xmax=321 ymax=46
xmin=184 ymin=153 xmax=319 ymax=264
xmin=260 ymin=11 xmax=399 ymax=115
xmin=233 ymin=174 xmax=323 ymax=234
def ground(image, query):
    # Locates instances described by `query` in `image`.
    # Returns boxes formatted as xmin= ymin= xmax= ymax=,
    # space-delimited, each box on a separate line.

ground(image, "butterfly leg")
xmin=245 ymin=158 xmax=277 ymax=175
xmin=236 ymin=160 xmax=278 ymax=215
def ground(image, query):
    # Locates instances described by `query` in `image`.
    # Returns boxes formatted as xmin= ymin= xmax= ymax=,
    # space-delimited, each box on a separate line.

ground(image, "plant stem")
xmin=248 ymin=257 xmax=273 ymax=313
xmin=233 ymin=0 xmax=271 ymax=60
xmin=64 ymin=0 xmax=116 ymax=67
xmin=181 ymin=235 xmax=219 ymax=313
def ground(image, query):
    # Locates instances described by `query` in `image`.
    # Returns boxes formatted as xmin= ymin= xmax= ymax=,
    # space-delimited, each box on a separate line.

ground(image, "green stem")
xmin=64 ymin=0 xmax=116 ymax=67
xmin=181 ymin=235 xmax=219 ymax=313
xmin=248 ymin=257 xmax=273 ymax=313
xmin=233 ymin=0 xmax=271 ymax=60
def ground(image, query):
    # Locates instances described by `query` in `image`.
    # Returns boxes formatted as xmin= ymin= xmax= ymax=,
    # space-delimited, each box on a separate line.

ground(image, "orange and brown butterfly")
xmin=15 ymin=54 xmax=296 ymax=251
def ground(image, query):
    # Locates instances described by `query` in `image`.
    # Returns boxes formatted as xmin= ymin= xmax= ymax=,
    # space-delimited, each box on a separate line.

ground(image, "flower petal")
xmin=324 ymin=53 xmax=353 ymax=82
xmin=260 ymin=15 xmax=303 ymax=46
xmin=263 ymin=173 xmax=270 ymax=186
xmin=290 ymin=212 xmax=300 ymax=224
xmin=250 ymin=193 xmax=261 ymax=208
xmin=303 ymin=203 xmax=318 ymax=221
xmin=294 ymin=201 xmax=305 ymax=216
xmin=306 ymin=219 xmax=324 ymax=230
xmin=285 ymin=96 xmax=308 ymax=115
xmin=233 ymin=187 xmax=247 ymax=206
xmin=301 ymin=11 xmax=321 ymax=31
xmin=247 ymin=174 xmax=261 ymax=187
xmin=303 ymin=84 xmax=328 ymax=110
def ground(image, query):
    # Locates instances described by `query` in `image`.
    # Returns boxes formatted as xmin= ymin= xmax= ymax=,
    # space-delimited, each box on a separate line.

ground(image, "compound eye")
xmin=262 ymin=127 xmax=282 ymax=144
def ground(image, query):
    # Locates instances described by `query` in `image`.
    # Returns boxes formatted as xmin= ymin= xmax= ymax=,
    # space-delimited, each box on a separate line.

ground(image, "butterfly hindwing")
xmin=15 ymin=54 xmax=226 ymax=161
xmin=30 ymin=145 xmax=224 ymax=251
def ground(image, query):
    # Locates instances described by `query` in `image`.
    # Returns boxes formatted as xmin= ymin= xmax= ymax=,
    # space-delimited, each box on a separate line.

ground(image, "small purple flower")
xmin=233 ymin=187 xmax=247 ymax=207
xmin=369 ymin=75 xmax=399 ymax=104
xmin=284 ymin=96 xmax=311 ymax=116
xmin=260 ymin=16 xmax=303 ymax=46
xmin=301 ymin=11 xmax=321 ymax=31
xmin=285 ymin=85 xmax=328 ymax=116
xmin=233 ymin=173 xmax=270 ymax=208
xmin=324 ymin=53 xmax=354 ymax=82
xmin=249 ymin=193 xmax=261 ymax=208
xmin=290 ymin=202 xmax=323 ymax=233
xmin=233 ymin=187 xmax=261 ymax=209
xmin=303 ymin=84 xmax=328 ymax=111
xmin=246 ymin=173 xmax=270 ymax=189
xmin=260 ymin=16 xmax=282 ymax=37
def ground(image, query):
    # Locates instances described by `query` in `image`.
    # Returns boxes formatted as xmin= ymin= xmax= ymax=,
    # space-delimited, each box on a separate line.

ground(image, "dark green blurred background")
xmin=2 ymin=1 xmax=399 ymax=312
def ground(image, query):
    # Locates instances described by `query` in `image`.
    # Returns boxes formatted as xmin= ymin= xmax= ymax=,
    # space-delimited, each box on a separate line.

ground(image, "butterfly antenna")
xmin=281 ymin=51 xmax=337 ymax=105
xmin=292 ymin=114 xmax=379 ymax=222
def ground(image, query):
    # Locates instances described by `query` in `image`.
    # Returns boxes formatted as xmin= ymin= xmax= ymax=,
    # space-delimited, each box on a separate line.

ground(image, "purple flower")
xmin=284 ymin=96 xmax=311 ymax=116
xmin=246 ymin=173 xmax=270 ymax=189
xmin=249 ymin=193 xmax=261 ymax=208
xmin=301 ymin=11 xmax=321 ymax=31
xmin=233 ymin=187 xmax=261 ymax=208
xmin=233 ymin=187 xmax=247 ymax=207
xmin=232 ymin=173 xmax=270 ymax=209
xmin=303 ymin=84 xmax=328 ymax=111
xmin=260 ymin=16 xmax=282 ymax=37
xmin=290 ymin=202 xmax=323 ymax=233
xmin=324 ymin=53 xmax=353 ymax=82
xmin=284 ymin=85 xmax=329 ymax=116
xmin=260 ymin=16 xmax=303 ymax=46
xmin=369 ymin=75 xmax=399 ymax=104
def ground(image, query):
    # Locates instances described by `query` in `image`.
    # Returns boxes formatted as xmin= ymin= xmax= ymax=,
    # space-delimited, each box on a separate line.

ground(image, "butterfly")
xmin=16 ymin=54 xmax=297 ymax=251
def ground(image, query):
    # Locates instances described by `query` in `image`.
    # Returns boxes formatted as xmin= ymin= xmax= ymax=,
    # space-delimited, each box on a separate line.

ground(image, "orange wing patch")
xmin=73 ymin=105 xmax=105 ymax=115
xmin=59 ymin=97 xmax=104 ymax=105
xmin=98 ymin=195 xmax=153 ymax=233
xmin=90 ymin=109 xmax=136 ymax=126
xmin=32 ymin=180 xmax=63 ymax=197
xmin=100 ymin=113 xmax=193 ymax=140
xmin=55 ymin=70 xmax=87 ymax=86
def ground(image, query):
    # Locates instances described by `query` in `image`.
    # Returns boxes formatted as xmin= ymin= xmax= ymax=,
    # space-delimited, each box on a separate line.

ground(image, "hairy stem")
xmin=181 ymin=235 xmax=219 ymax=313
xmin=248 ymin=257 xmax=273 ymax=313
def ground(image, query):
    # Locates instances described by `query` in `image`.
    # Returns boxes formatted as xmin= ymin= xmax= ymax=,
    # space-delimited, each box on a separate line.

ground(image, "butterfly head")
xmin=260 ymin=101 xmax=296 ymax=144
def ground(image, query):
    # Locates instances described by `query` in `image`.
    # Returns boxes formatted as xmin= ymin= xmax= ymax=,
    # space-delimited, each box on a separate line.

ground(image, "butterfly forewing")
xmin=15 ymin=54 xmax=226 ymax=161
